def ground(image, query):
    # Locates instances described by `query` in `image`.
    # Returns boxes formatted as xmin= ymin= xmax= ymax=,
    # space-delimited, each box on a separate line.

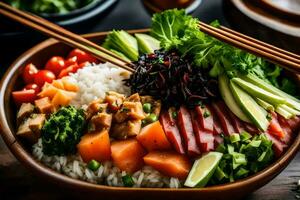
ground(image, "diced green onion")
xmin=122 ymin=174 xmax=134 ymax=187
xmin=227 ymin=144 xmax=234 ymax=154
xmin=87 ymin=160 xmax=101 ymax=171
xmin=216 ymin=144 xmax=226 ymax=153
xmin=240 ymin=131 xmax=252 ymax=142
xmin=234 ymin=167 xmax=249 ymax=178
xmin=249 ymin=140 xmax=261 ymax=148
xmin=230 ymin=133 xmax=240 ymax=143
xmin=214 ymin=166 xmax=227 ymax=181
xmin=172 ymin=111 xmax=178 ymax=119
xmin=203 ymin=110 xmax=211 ymax=118
xmin=143 ymin=103 xmax=152 ymax=113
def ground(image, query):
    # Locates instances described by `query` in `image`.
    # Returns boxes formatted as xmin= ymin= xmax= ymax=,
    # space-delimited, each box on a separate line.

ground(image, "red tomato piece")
xmin=24 ymin=83 xmax=41 ymax=94
xmin=12 ymin=89 xmax=37 ymax=105
xmin=58 ymin=63 xmax=79 ymax=79
xmin=78 ymin=61 xmax=91 ymax=69
xmin=68 ymin=48 xmax=98 ymax=64
xmin=22 ymin=63 xmax=39 ymax=84
xmin=267 ymin=112 xmax=285 ymax=139
xmin=34 ymin=70 xmax=56 ymax=87
xmin=65 ymin=56 xmax=78 ymax=68
xmin=45 ymin=56 xmax=65 ymax=76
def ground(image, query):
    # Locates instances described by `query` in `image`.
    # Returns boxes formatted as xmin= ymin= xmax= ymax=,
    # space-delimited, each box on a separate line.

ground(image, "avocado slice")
xmin=255 ymin=98 xmax=275 ymax=112
xmin=243 ymin=74 xmax=300 ymax=111
xmin=135 ymin=33 xmax=160 ymax=54
xmin=219 ymin=74 xmax=251 ymax=123
xmin=232 ymin=78 xmax=286 ymax=105
xmin=230 ymin=81 xmax=269 ymax=131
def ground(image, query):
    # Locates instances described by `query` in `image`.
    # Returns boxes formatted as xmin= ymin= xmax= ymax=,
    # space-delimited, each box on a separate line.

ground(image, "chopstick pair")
xmin=0 ymin=2 xmax=299 ymax=74
xmin=0 ymin=2 xmax=135 ymax=72
xmin=199 ymin=22 xmax=300 ymax=73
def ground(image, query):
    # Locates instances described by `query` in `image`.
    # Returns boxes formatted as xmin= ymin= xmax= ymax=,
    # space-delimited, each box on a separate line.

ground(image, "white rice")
xmin=70 ymin=63 xmax=131 ymax=108
xmin=32 ymin=63 xmax=182 ymax=188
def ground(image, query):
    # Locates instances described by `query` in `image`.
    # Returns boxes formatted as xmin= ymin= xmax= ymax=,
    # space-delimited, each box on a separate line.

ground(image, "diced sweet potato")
xmin=111 ymin=139 xmax=146 ymax=173
xmin=77 ymin=130 xmax=111 ymax=163
xmin=143 ymin=151 xmax=191 ymax=179
xmin=51 ymin=79 xmax=65 ymax=89
xmin=51 ymin=90 xmax=76 ymax=108
xmin=61 ymin=77 xmax=79 ymax=92
xmin=38 ymin=83 xmax=58 ymax=99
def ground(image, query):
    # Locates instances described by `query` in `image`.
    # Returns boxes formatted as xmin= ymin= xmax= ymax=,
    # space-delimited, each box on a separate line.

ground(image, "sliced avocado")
xmin=243 ymin=74 xmax=300 ymax=111
xmin=232 ymin=78 xmax=286 ymax=105
xmin=230 ymin=81 xmax=269 ymax=131
xmin=255 ymin=98 xmax=274 ymax=112
xmin=135 ymin=33 xmax=160 ymax=54
xmin=219 ymin=74 xmax=251 ymax=123
xmin=276 ymin=105 xmax=293 ymax=119
xmin=109 ymin=49 xmax=131 ymax=62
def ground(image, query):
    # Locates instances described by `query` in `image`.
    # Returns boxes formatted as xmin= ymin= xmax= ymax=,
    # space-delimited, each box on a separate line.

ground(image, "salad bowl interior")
xmin=0 ymin=29 xmax=300 ymax=200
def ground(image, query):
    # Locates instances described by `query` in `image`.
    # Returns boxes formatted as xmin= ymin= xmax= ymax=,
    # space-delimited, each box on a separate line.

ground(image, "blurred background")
xmin=0 ymin=0 xmax=299 ymax=199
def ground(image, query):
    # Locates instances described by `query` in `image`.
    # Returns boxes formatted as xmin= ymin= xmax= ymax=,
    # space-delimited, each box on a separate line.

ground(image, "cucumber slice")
xmin=184 ymin=152 xmax=223 ymax=188
xmin=135 ymin=33 xmax=160 ymax=54
xmin=255 ymin=98 xmax=275 ymax=111
xmin=109 ymin=49 xmax=131 ymax=62
xmin=280 ymin=104 xmax=300 ymax=116
xmin=243 ymin=74 xmax=300 ymax=111
xmin=219 ymin=74 xmax=251 ymax=123
xmin=230 ymin=81 xmax=269 ymax=131
xmin=276 ymin=105 xmax=293 ymax=119
xmin=232 ymin=78 xmax=286 ymax=105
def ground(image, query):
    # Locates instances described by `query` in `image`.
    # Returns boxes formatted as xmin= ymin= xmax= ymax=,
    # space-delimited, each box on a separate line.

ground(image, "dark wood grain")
xmin=0 ymin=136 xmax=299 ymax=200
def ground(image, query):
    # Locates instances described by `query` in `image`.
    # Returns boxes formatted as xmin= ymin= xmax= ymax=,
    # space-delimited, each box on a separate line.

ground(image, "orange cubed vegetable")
xmin=77 ymin=130 xmax=111 ymax=163
xmin=51 ymin=90 xmax=76 ymax=108
xmin=111 ymin=139 xmax=146 ymax=173
xmin=52 ymin=79 xmax=65 ymax=89
xmin=143 ymin=151 xmax=191 ymax=179
xmin=38 ymin=83 xmax=58 ymax=99
xmin=61 ymin=77 xmax=79 ymax=92
xmin=136 ymin=121 xmax=172 ymax=151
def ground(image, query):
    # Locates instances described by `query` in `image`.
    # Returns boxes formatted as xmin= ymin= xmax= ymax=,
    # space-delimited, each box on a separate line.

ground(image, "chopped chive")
xmin=203 ymin=110 xmax=210 ymax=118
xmin=122 ymin=174 xmax=134 ymax=187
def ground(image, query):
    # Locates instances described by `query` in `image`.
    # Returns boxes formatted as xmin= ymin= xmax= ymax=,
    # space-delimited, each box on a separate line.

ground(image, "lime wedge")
xmin=184 ymin=152 xmax=223 ymax=188
xmin=135 ymin=33 xmax=160 ymax=54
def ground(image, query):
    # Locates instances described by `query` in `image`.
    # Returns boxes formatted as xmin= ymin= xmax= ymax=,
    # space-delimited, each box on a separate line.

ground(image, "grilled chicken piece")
xmin=17 ymin=114 xmax=45 ymax=143
xmin=35 ymin=97 xmax=54 ymax=114
xmin=126 ymin=93 xmax=141 ymax=102
xmin=90 ymin=112 xmax=112 ymax=131
xmin=86 ymin=98 xmax=107 ymax=119
xmin=17 ymin=103 xmax=35 ymax=125
xmin=140 ymin=96 xmax=162 ymax=116
xmin=111 ymin=120 xmax=142 ymax=139
xmin=104 ymin=91 xmax=126 ymax=112
xmin=114 ymin=101 xmax=145 ymax=123
xmin=28 ymin=114 xmax=46 ymax=137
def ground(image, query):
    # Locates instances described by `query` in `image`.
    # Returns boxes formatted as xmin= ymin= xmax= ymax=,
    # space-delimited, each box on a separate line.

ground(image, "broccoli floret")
xmin=41 ymin=106 xmax=85 ymax=156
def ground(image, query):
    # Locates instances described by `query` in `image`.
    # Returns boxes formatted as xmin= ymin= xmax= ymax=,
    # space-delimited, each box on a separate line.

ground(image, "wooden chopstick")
xmin=0 ymin=2 xmax=134 ymax=72
xmin=199 ymin=22 xmax=300 ymax=73
xmin=220 ymin=26 xmax=300 ymax=60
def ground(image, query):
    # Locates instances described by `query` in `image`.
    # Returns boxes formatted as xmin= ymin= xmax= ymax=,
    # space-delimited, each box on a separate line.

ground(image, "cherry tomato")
xmin=58 ymin=63 xmax=79 ymax=79
xmin=78 ymin=61 xmax=91 ymax=69
xmin=68 ymin=49 xmax=98 ymax=64
xmin=65 ymin=56 xmax=78 ymax=68
xmin=45 ymin=56 xmax=65 ymax=76
xmin=24 ymin=83 xmax=41 ymax=94
xmin=34 ymin=70 xmax=56 ymax=87
xmin=22 ymin=63 xmax=39 ymax=84
xmin=12 ymin=89 xmax=37 ymax=105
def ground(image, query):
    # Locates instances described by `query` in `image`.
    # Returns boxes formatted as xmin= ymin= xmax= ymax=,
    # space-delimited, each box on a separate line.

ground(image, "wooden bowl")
xmin=1 ymin=29 xmax=300 ymax=200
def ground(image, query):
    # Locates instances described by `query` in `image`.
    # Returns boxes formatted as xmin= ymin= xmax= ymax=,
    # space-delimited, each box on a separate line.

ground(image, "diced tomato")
xmin=267 ymin=112 xmax=285 ymax=139
xmin=177 ymin=106 xmax=201 ymax=156
xmin=12 ymin=89 xmax=37 ymax=105
xmin=160 ymin=110 xmax=185 ymax=154
xmin=190 ymin=111 xmax=214 ymax=152
xmin=22 ymin=63 xmax=39 ymax=84
xmin=64 ymin=56 xmax=78 ymax=68
xmin=68 ymin=49 xmax=98 ymax=64
xmin=227 ymin=110 xmax=245 ymax=133
xmin=195 ymin=105 xmax=214 ymax=133
xmin=34 ymin=70 xmax=56 ymax=87
xmin=24 ymin=83 xmax=41 ymax=94
xmin=276 ymin=114 xmax=293 ymax=144
xmin=58 ymin=63 xmax=79 ymax=79
xmin=264 ymin=132 xmax=288 ymax=158
xmin=78 ymin=61 xmax=91 ymax=69
xmin=45 ymin=56 xmax=65 ymax=76
xmin=211 ymin=102 xmax=236 ymax=135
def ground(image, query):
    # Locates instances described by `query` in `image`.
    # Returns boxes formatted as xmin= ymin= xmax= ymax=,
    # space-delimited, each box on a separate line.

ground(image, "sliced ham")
xmin=160 ymin=109 xmax=185 ymax=154
xmin=207 ymin=104 xmax=223 ymax=135
xmin=244 ymin=123 xmax=260 ymax=135
xmin=177 ymin=106 xmax=201 ymax=156
xmin=227 ymin=109 xmax=246 ymax=133
xmin=190 ymin=111 xmax=214 ymax=152
xmin=286 ymin=116 xmax=300 ymax=131
xmin=195 ymin=105 xmax=214 ymax=133
xmin=211 ymin=102 xmax=236 ymax=135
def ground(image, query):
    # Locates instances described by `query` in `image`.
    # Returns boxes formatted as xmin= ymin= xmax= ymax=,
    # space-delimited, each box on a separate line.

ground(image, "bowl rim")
xmin=1 ymin=29 xmax=300 ymax=193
